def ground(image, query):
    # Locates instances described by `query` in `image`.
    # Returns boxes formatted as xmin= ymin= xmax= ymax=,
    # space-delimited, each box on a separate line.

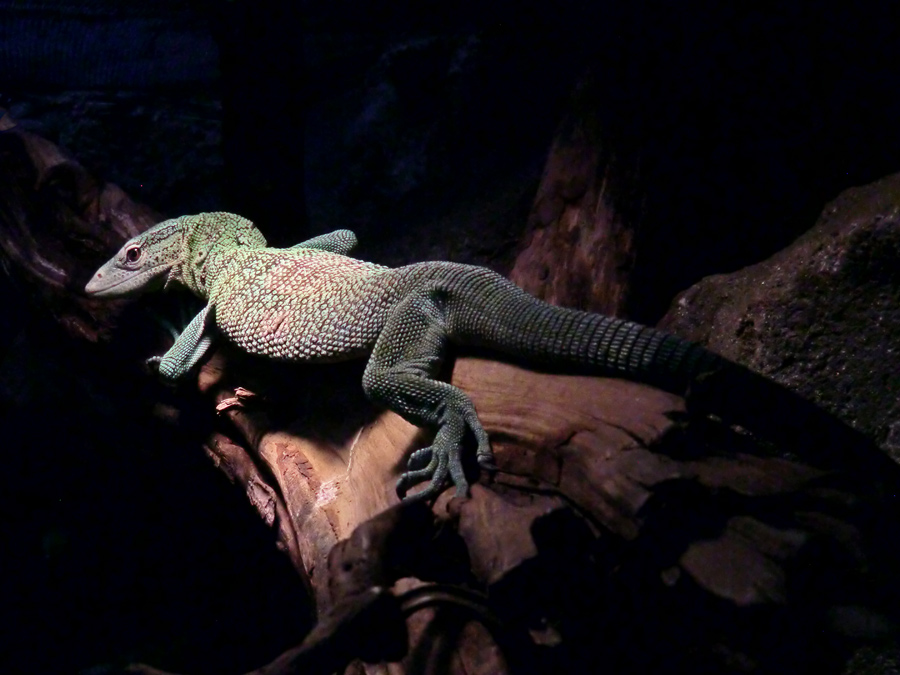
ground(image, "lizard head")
xmin=85 ymin=212 xmax=268 ymax=298
xmin=85 ymin=216 xmax=186 ymax=298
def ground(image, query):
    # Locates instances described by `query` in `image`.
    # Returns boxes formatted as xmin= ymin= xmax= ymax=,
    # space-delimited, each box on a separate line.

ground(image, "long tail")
xmin=447 ymin=266 xmax=725 ymax=395
xmin=446 ymin=266 xmax=894 ymax=478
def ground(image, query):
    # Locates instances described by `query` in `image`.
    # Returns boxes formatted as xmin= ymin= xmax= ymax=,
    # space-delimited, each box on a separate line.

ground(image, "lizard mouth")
xmin=85 ymin=263 xmax=167 ymax=297
xmin=85 ymin=272 xmax=115 ymax=295
xmin=84 ymin=269 xmax=138 ymax=296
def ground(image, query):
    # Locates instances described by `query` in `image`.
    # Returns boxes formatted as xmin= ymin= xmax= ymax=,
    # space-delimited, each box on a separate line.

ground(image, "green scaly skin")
xmin=85 ymin=212 xmax=752 ymax=501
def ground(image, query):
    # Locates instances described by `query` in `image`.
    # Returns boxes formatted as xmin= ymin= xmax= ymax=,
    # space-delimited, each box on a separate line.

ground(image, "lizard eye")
xmin=124 ymin=245 xmax=141 ymax=263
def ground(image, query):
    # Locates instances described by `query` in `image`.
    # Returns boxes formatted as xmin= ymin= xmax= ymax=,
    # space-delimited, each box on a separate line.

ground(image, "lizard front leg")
xmin=362 ymin=289 xmax=493 ymax=501
xmin=290 ymin=229 xmax=358 ymax=255
xmin=148 ymin=304 xmax=216 ymax=380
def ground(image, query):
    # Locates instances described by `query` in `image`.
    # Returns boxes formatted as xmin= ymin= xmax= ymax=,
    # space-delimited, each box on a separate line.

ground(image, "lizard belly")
xmin=222 ymin=302 xmax=381 ymax=361
xmin=212 ymin=254 xmax=393 ymax=362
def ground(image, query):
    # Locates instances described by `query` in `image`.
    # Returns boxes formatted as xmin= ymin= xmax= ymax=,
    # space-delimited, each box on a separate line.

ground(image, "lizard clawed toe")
xmin=396 ymin=415 xmax=482 ymax=500
xmin=216 ymin=387 xmax=262 ymax=414
xmin=477 ymin=457 xmax=498 ymax=472
xmin=406 ymin=447 xmax=434 ymax=471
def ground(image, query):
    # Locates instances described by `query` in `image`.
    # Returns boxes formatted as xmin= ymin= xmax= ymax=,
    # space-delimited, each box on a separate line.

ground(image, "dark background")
xmin=1 ymin=1 xmax=899 ymax=673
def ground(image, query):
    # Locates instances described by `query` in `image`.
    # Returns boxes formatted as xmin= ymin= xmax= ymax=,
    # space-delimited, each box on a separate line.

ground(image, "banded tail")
xmin=447 ymin=267 xmax=725 ymax=395
xmin=447 ymin=265 xmax=885 ymax=477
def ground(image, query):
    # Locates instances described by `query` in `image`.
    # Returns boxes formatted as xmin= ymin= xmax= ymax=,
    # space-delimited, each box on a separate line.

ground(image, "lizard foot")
xmin=145 ymin=355 xmax=175 ymax=383
xmin=396 ymin=404 xmax=496 ymax=502
xmin=216 ymin=387 xmax=263 ymax=414
xmin=145 ymin=354 xmax=179 ymax=383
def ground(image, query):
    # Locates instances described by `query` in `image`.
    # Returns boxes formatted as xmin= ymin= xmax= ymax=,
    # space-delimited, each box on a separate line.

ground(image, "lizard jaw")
xmin=85 ymin=261 xmax=167 ymax=297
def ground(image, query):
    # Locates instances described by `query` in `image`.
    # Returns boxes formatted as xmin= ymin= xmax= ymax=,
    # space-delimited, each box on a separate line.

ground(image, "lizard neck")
xmin=178 ymin=244 xmax=236 ymax=300
xmin=168 ymin=212 xmax=267 ymax=299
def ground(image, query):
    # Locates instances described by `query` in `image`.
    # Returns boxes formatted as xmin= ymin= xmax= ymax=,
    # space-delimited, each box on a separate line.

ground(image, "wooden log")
xmin=188 ymin=341 xmax=900 ymax=674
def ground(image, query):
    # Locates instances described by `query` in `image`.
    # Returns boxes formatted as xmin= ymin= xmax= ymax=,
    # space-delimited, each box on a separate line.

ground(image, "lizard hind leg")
xmin=361 ymin=288 xmax=493 ymax=502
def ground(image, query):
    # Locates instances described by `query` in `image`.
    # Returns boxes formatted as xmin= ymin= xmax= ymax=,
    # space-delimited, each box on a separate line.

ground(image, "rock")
xmin=659 ymin=172 xmax=900 ymax=460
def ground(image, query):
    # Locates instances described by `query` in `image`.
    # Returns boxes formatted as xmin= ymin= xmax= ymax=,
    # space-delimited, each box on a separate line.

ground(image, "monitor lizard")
xmin=84 ymin=211 xmax=850 ymax=501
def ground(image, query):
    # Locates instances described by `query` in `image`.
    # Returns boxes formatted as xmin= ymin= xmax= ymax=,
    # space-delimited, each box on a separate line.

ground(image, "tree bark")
xmin=509 ymin=72 xmax=642 ymax=317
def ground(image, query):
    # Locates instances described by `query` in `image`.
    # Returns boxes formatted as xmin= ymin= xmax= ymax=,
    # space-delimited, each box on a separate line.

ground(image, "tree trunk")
xmin=509 ymin=72 xmax=642 ymax=317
